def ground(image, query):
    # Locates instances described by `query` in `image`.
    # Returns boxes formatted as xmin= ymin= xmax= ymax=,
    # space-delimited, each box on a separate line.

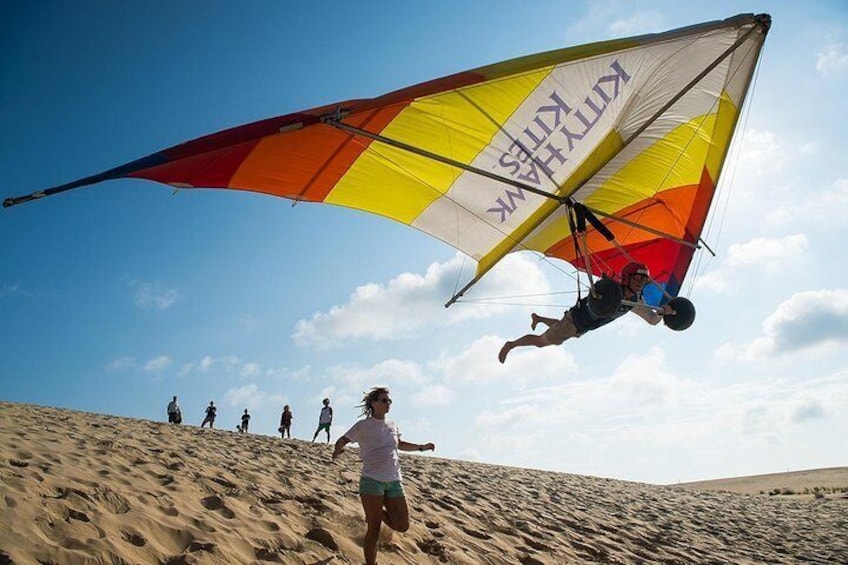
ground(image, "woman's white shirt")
xmin=342 ymin=417 xmax=402 ymax=481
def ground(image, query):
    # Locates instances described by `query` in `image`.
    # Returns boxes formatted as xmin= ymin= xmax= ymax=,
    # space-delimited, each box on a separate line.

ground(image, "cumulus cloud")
xmin=292 ymin=253 xmax=550 ymax=347
xmin=130 ymin=281 xmax=180 ymax=310
xmin=107 ymin=356 xmax=135 ymax=371
xmin=791 ymin=398 xmax=826 ymax=423
xmin=725 ymin=234 xmax=808 ymax=270
xmin=736 ymin=129 xmax=789 ymax=178
xmin=608 ymin=347 xmax=689 ymax=406
xmin=411 ymin=384 xmax=454 ymax=407
xmin=430 ymin=334 xmax=577 ymax=385
xmin=565 ymin=4 xmax=666 ymax=41
xmin=691 ymin=270 xmax=731 ymax=294
xmin=765 ymin=178 xmax=848 ymax=229
xmin=691 ymin=235 xmax=808 ymax=297
xmin=717 ymin=289 xmax=848 ymax=360
xmin=144 ymin=356 xmax=173 ymax=374
xmin=609 ymin=11 xmax=666 ymax=35
xmin=816 ymin=43 xmax=848 ymax=75
xmin=328 ymin=359 xmax=431 ymax=390
xmin=476 ymin=403 xmax=542 ymax=429
xmin=180 ymin=355 xmax=239 ymax=377
xmin=222 ymin=384 xmax=266 ymax=409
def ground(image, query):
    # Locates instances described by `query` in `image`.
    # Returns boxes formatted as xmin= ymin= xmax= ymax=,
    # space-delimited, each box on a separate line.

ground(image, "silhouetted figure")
xmin=167 ymin=395 xmax=182 ymax=424
xmin=279 ymin=405 xmax=293 ymax=439
xmin=201 ymin=401 xmax=217 ymax=428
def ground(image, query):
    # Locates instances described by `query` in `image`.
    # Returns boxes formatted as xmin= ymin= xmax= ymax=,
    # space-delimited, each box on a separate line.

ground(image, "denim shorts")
xmin=359 ymin=475 xmax=405 ymax=498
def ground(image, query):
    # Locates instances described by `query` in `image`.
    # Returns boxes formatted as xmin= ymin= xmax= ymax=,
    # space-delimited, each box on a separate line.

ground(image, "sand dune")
xmin=1 ymin=401 xmax=846 ymax=564
xmin=674 ymin=466 xmax=848 ymax=496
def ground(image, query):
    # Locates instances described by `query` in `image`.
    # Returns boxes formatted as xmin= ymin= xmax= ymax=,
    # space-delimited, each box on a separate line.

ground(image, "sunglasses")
xmin=376 ymin=398 xmax=392 ymax=404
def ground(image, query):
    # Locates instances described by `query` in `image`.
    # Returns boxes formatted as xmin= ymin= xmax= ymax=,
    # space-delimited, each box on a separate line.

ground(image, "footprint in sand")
xmin=121 ymin=529 xmax=147 ymax=547
xmin=305 ymin=527 xmax=338 ymax=551
xmin=417 ymin=537 xmax=449 ymax=560
xmin=259 ymin=519 xmax=280 ymax=532
xmin=522 ymin=535 xmax=551 ymax=552
xmin=160 ymin=505 xmax=180 ymax=517
xmin=187 ymin=541 xmax=216 ymax=553
xmin=200 ymin=495 xmax=235 ymax=519
xmin=94 ymin=489 xmax=131 ymax=514
xmin=461 ymin=526 xmax=492 ymax=540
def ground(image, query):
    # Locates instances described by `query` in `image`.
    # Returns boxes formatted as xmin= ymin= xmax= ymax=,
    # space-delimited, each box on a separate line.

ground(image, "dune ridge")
xmin=1 ymin=401 xmax=846 ymax=564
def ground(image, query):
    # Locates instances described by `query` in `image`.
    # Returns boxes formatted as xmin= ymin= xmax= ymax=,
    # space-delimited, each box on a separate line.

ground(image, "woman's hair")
xmin=358 ymin=386 xmax=390 ymax=417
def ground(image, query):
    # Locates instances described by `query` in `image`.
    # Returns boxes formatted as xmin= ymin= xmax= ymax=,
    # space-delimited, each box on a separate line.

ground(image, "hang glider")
xmin=5 ymin=13 xmax=770 ymax=308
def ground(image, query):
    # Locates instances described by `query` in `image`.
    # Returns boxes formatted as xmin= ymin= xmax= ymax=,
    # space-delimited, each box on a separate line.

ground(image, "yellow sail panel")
xmin=704 ymin=93 xmax=741 ymax=185
xmin=324 ymin=69 xmax=552 ymax=224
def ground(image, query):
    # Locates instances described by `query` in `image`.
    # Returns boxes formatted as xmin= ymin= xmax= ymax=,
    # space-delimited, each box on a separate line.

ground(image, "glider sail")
xmin=5 ymin=14 xmax=770 ymax=306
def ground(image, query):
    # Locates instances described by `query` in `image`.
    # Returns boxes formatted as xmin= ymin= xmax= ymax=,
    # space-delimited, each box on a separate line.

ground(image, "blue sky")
xmin=2 ymin=1 xmax=847 ymax=484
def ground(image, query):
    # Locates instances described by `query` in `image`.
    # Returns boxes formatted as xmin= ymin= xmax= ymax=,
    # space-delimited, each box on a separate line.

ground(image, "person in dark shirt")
xmin=201 ymin=401 xmax=217 ymax=428
xmin=279 ymin=405 xmax=293 ymax=439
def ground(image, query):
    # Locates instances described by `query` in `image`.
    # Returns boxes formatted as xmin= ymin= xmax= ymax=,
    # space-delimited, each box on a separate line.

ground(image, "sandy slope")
xmin=1 ymin=401 xmax=846 ymax=564
xmin=674 ymin=467 xmax=848 ymax=496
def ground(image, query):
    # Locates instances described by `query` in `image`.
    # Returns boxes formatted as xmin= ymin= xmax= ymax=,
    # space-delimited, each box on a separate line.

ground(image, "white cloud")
xmin=765 ymin=178 xmax=848 ymax=228
xmin=690 ymin=235 xmax=808 ymax=298
xmin=816 ymin=43 xmax=848 ymax=75
xmin=292 ymin=253 xmax=550 ymax=347
xmin=240 ymin=362 xmax=261 ymax=379
xmin=144 ymin=355 xmax=172 ymax=374
xmin=431 ymin=334 xmax=578 ymax=384
xmin=718 ymin=289 xmax=848 ymax=360
xmin=608 ymin=347 xmax=689 ymax=406
xmin=476 ymin=403 xmax=541 ymax=429
xmin=736 ymin=129 xmax=788 ymax=178
xmin=107 ymin=356 xmax=135 ymax=371
xmin=130 ymin=281 xmax=180 ymax=310
xmin=411 ymin=384 xmax=454 ymax=407
xmin=725 ymin=234 xmax=808 ymax=270
xmin=609 ymin=11 xmax=666 ymax=35
xmin=691 ymin=270 xmax=731 ymax=294
xmin=791 ymin=398 xmax=826 ymax=423
xmin=222 ymin=384 xmax=265 ymax=409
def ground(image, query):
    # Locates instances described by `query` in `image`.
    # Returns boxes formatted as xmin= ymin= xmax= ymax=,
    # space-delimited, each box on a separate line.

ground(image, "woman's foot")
xmin=530 ymin=313 xmax=541 ymax=331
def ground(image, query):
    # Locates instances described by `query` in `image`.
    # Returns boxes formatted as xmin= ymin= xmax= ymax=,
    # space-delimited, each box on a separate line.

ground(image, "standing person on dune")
xmin=200 ymin=401 xmax=217 ymax=429
xmin=166 ymin=395 xmax=182 ymax=424
xmin=279 ymin=405 xmax=293 ymax=439
xmin=311 ymin=398 xmax=333 ymax=443
xmin=333 ymin=387 xmax=435 ymax=565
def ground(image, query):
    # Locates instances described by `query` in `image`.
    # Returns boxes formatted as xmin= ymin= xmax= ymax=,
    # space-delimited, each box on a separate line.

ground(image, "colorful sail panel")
xmin=5 ymin=14 xmax=770 ymax=304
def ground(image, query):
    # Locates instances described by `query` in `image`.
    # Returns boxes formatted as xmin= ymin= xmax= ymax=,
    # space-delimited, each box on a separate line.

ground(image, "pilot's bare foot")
xmin=498 ymin=342 xmax=512 ymax=364
xmin=531 ymin=313 xmax=540 ymax=331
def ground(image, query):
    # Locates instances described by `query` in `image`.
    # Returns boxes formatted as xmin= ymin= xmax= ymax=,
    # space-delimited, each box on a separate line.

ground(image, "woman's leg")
xmin=360 ymin=494 xmax=385 ymax=565
xmin=383 ymin=495 xmax=410 ymax=532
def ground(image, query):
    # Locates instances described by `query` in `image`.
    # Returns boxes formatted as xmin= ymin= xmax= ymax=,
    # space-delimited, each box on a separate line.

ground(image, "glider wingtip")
xmin=3 ymin=192 xmax=46 ymax=208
